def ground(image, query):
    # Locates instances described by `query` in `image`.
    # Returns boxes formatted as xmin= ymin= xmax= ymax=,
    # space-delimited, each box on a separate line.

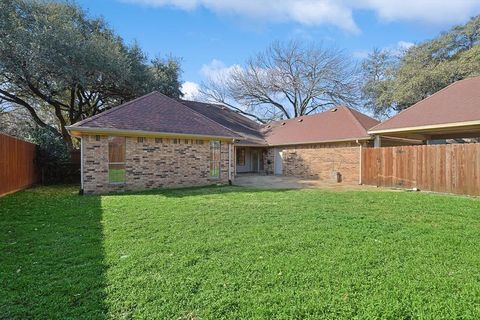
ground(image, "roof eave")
xmin=66 ymin=126 xmax=238 ymax=141
xmin=267 ymin=136 xmax=373 ymax=147
xmin=234 ymin=143 xmax=269 ymax=147
xmin=368 ymin=120 xmax=480 ymax=135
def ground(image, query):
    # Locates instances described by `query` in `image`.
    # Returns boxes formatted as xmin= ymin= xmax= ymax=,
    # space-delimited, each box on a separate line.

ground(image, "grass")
xmin=1 ymin=185 xmax=480 ymax=319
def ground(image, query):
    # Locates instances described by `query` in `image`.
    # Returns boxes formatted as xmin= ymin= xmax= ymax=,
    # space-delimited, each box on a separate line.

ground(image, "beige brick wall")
xmin=268 ymin=142 xmax=363 ymax=184
xmin=264 ymin=148 xmax=275 ymax=175
xmin=82 ymin=135 xmax=233 ymax=194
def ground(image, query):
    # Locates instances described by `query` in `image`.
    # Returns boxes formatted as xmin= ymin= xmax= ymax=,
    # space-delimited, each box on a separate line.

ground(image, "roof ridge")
xmin=368 ymin=78 xmax=470 ymax=131
xmin=180 ymin=99 xmax=262 ymax=128
xmin=178 ymin=100 xmax=243 ymax=139
xmin=343 ymin=106 xmax=371 ymax=135
xmin=70 ymin=91 xmax=240 ymax=138
xmin=70 ymin=91 xmax=159 ymax=127
xmin=346 ymin=107 xmax=379 ymax=126
xmin=261 ymin=106 xmax=341 ymax=127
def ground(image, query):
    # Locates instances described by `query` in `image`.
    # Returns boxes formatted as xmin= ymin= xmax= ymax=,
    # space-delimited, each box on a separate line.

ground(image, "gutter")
xmin=228 ymin=143 xmax=232 ymax=184
xmin=267 ymin=136 xmax=372 ymax=147
xmin=80 ymin=137 xmax=84 ymax=193
xmin=368 ymin=120 xmax=480 ymax=135
xmin=356 ymin=139 xmax=362 ymax=185
xmin=66 ymin=126 xmax=239 ymax=141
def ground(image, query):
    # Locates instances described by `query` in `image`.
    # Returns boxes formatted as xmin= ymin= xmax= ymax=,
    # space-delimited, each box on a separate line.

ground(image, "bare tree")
xmin=200 ymin=40 xmax=359 ymax=122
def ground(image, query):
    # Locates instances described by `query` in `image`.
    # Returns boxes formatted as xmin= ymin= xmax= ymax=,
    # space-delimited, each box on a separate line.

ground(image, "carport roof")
xmin=369 ymin=77 xmax=480 ymax=135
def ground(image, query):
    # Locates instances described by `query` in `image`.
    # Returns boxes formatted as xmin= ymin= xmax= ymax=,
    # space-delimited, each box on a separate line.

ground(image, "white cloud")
xmin=396 ymin=41 xmax=414 ymax=50
xmin=353 ymin=40 xmax=416 ymax=60
xmin=122 ymin=0 xmax=480 ymax=33
xmin=181 ymin=59 xmax=240 ymax=101
xmin=181 ymin=81 xmax=200 ymax=100
xmin=360 ymin=0 xmax=480 ymax=25
xmin=122 ymin=0 xmax=359 ymax=33
xmin=200 ymin=59 xmax=241 ymax=82
xmin=388 ymin=40 xmax=415 ymax=56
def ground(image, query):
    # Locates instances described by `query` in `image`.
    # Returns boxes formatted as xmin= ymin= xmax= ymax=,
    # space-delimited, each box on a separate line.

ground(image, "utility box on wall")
xmin=332 ymin=171 xmax=342 ymax=183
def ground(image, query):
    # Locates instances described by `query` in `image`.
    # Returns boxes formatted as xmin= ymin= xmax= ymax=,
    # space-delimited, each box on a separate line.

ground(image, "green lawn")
xmin=1 ymin=186 xmax=480 ymax=319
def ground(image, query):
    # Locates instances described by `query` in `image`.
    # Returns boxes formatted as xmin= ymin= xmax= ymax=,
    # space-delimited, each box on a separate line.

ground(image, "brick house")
xmin=67 ymin=91 xmax=379 ymax=194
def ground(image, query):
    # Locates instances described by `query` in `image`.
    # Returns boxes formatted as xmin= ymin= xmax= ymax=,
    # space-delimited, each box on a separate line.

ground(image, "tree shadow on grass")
xmin=0 ymin=185 xmax=106 ymax=319
xmin=0 ymin=184 xmax=295 ymax=319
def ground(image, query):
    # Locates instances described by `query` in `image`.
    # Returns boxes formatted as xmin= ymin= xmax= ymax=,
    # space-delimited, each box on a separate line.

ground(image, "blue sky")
xmin=77 ymin=0 xmax=480 ymax=98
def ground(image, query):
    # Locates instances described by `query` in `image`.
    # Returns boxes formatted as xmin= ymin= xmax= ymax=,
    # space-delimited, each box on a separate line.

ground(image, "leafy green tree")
xmin=360 ymin=48 xmax=398 ymax=118
xmin=0 ymin=0 xmax=182 ymax=149
xmin=27 ymin=126 xmax=70 ymax=164
xmin=362 ymin=16 xmax=480 ymax=117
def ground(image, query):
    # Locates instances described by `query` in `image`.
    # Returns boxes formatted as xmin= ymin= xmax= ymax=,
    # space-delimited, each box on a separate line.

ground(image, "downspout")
xmin=228 ymin=141 xmax=232 ymax=185
xmin=356 ymin=139 xmax=362 ymax=185
xmin=80 ymin=137 xmax=84 ymax=194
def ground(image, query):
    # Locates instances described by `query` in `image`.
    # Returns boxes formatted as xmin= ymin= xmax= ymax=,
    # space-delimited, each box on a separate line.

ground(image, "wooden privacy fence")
xmin=0 ymin=134 xmax=38 ymax=196
xmin=362 ymin=144 xmax=480 ymax=196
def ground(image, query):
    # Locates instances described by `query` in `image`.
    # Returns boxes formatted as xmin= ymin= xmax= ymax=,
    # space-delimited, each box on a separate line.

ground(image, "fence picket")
xmin=362 ymin=144 xmax=480 ymax=196
xmin=0 ymin=134 xmax=38 ymax=196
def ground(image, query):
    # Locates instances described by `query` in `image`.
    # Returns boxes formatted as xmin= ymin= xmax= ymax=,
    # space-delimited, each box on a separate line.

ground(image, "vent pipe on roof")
xmin=331 ymin=108 xmax=338 ymax=112
xmin=298 ymin=118 xmax=303 ymax=122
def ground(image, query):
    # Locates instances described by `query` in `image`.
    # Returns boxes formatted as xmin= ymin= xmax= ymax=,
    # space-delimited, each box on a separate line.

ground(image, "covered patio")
xmin=234 ymin=145 xmax=268 ymax=175
xmin=368 ymin=77 xmax=480 ymax=146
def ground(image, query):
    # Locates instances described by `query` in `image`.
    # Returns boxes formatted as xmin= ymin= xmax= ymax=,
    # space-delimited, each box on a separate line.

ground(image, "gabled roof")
xmin=369 ymin=77 xmax=480 ymax=134
xmin=68 ymin=91 xmax=379 ymax=145
xmin=263 ymin=106 xmax=380 ymax=146
xmin=179 ymin=100 xmax=267 ymax=146
xmin=67 ymin=92 xmax=240 ymax=139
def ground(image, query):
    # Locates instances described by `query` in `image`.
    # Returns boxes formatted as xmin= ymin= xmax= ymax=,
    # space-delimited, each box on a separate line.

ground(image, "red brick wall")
xmin=269 ymin=142 xmax=364 ymax=184
xmin=82 ymin=135 xmax=233 ymax=194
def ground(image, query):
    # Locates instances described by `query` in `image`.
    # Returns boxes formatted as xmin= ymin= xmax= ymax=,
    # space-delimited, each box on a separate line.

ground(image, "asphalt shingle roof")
xmin=69 ymin=91 xmax=380 ymax=145
xmin=69 ymin=92 xmax=240 ymax=139
xmin=179 ymin=100 xmax=267 ymax=145
xmin=263 ymin=106 xmax=380 ymax=145
xmin=369 ymin=77 xmax=480 ymax=133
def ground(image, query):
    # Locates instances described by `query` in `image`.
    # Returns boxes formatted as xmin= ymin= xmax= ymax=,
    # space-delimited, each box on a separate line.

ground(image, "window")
xmin=173 ymin=139 xmax=178 ymax=144
xmin=210 ymin=141 xmax=221 ymax=178
xmin=108 ymin=136 xmax=126 ymax=184
xmin=95 ymin=135 xmax=101 ymax=142
xmin=236 ymin=148 xmax=245 ymax=166
xmin=196 ymin=140 xmax=204 ymax=145
xmin=185 ymin=139 xmax=189 ymax=144
xmin=137 ymin=137 xmax=144 ymax=143
xmin=155 ymin=138 xmax=162 ymax=144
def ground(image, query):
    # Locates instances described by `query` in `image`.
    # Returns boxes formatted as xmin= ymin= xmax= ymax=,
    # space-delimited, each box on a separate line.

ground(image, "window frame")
xmin=108 ymin=136 xmax=126 ymax=185
xmin=209 ymin=140 xmax=221 ymax=179
xmin=236 ymin=147 xmax=245 ymax=166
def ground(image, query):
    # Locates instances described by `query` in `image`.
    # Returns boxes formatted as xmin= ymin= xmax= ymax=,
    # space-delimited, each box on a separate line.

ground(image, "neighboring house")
xmin=369 ymin=77 xmax=480 ymax=145
xmin=67 ymin=92 xmax=379 ymax=193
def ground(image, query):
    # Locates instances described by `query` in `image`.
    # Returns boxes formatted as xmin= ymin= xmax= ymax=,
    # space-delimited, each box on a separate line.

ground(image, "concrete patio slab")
xmin=233 ymin=175 xmax=374 ymax=191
